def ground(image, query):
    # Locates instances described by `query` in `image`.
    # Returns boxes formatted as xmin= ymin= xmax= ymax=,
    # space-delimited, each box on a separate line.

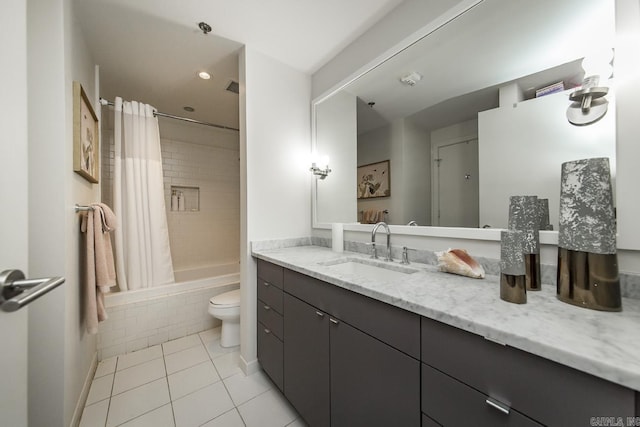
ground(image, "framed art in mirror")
xmin=73 ymin=81 xmax=99 ymax=183
xmin=357 ymin=160 xmax=390 ymax=199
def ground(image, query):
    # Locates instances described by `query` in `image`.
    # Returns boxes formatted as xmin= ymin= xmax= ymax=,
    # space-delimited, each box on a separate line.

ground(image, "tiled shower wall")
xmin=101 ymin=115 xmax=240 ymax=272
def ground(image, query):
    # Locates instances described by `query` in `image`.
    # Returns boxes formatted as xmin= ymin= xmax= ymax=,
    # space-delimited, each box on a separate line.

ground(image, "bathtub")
xmin=98 ymin=262 xmax=240 ymax=360
xmin=105 ymin=262 xmax=240 ymax=307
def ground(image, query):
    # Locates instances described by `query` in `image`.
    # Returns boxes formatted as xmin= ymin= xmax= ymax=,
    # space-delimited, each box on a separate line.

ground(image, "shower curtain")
xmin=112 ymin=97 xmax=174 ymax=291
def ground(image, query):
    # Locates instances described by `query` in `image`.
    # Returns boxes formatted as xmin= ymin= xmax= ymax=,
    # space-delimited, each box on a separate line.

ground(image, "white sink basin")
xmin=320 ymin=258 xmax=418 ymax=281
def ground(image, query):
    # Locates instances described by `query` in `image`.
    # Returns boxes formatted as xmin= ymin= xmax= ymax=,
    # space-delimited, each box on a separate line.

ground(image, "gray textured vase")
xmin=508 ymin=196 xmax=541 ymax=291
xmin=537 ymin=198 xmax=552 ymax=230
xmin=500 ymin=230 xmax=526 ymax=304
xmin=557 ymin=157 xmax=620 ymax=311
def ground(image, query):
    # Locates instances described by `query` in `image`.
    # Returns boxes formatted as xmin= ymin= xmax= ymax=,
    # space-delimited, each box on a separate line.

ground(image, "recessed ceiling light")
xmin=198 ymin=71 xmax=211 ymax=80
xmin=183 ymin=106 xmax=195 ymax=112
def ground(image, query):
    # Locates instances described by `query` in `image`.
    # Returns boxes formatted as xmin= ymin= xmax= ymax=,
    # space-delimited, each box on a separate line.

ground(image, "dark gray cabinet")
xmin=330 ymin=317 xmax=420 ymax=427
xmin=421 ymin=316 xmax=638 ymax=426
xmin=282 ymin=270 xmax=421 ymax=427
xmin=256 ymin=259 xmax=639 ymax=427
xmin=422 ymin=363 xmax=542 ymax=426
xmin=283 ymin=293 xmax=330 ymax=427
xmin=257 ymin=260 xmax=284 ymax=391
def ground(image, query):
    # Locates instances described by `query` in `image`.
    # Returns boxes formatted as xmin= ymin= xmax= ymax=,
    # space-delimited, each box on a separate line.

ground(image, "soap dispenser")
xmin=171 ymin=190 xmax=178 ymax=211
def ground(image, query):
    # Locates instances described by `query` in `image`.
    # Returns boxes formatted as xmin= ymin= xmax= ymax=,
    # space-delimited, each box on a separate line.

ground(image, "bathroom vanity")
xmin=254 ymin=245 xmax=640 ymax=426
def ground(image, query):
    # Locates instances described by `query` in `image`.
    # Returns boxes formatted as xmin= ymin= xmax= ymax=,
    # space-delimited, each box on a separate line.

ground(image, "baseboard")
xmin=69 ymin=351 xmax=98 ymax=427
xmin=240 ymin=354 xmax=260 ymax=376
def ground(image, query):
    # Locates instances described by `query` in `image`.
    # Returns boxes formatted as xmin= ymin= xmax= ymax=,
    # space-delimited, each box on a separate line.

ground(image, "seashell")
xmin=436 ymin=248 xmax=485 ymax=279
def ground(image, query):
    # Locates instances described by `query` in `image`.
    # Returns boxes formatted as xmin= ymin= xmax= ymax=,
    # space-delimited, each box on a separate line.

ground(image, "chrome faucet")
xmin=371 ymin=222 xmax=393 ymax=262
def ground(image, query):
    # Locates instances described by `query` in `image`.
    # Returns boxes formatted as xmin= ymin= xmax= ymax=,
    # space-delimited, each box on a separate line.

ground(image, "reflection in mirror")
xmin=314 ymin=0 xmax=615 ymax=230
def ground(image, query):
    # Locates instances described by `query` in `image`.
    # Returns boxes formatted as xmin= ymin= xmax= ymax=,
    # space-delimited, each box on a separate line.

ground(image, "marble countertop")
xmin=252 ymin=244 xmax=640 ymax=392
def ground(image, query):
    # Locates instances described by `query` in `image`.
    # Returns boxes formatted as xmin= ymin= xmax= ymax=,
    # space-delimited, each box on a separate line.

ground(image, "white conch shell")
xmin=436 ymin=248 xmax=485 ymax=279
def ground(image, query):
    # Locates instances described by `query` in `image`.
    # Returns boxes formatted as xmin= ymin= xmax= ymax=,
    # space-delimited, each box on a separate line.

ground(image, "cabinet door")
xmin=257 ymin=323 xmax=283 ymax=391
xmin=330 ymin=319 xmax=420 ymax=427
xmin=283 ymin=293 xmax=330 ymax=427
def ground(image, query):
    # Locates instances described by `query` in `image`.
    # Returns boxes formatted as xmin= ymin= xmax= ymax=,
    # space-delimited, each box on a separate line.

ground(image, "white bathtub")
xmin=105 ymin=262 xmax=239 ymax=307
xmin=98 ymin=262 xmax=240 ymax=360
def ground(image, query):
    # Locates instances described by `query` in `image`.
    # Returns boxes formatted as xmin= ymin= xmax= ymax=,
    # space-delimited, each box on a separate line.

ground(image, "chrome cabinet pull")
xmin=315 ymin=311 xmax=324 ymax=317
xmin=485 ymin=397 xmax=510 ymax=415
xmin=263 ymin=281 xmax=270 ymax=287
xmin=263 ymin=305 xmax=271 ymax=310
xmin=329 ymin=318 xmax=339 ymax=325
xmin=264 ymin=328 xmax=271 ymax=334
xmin=0 ymin=270 xmax=65 ymax=313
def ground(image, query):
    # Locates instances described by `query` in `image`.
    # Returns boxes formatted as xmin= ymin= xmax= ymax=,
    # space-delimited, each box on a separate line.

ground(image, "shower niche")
xmin=170 ymin=185 xmax=200 ymax=212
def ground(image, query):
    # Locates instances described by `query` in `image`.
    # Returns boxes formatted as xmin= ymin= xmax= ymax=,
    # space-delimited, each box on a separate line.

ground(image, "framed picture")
xmin=357 ymin=160 xmax=390 ymax=199
xmin=73 ymin=81 xmax=99 ymax=183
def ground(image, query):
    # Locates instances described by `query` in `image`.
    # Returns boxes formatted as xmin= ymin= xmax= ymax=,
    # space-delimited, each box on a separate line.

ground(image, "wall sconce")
xmin=310 ymin=154 xmax=331 ymax=179
xmin=567 ymin=48 xmax=614 ymax=126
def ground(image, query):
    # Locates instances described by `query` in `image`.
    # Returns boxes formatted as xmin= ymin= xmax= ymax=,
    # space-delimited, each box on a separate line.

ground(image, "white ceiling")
xmin=75 ymin=0 xmax=403 ymax=129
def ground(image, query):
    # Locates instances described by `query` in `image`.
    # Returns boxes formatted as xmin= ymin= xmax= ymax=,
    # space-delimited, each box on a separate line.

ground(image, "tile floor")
xmin=80 ymin=327 xmax=306 ymax=427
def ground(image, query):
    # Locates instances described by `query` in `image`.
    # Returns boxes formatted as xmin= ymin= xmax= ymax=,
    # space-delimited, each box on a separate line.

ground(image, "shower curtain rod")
xmin=99 ymin=98 xmax=239 ymax=132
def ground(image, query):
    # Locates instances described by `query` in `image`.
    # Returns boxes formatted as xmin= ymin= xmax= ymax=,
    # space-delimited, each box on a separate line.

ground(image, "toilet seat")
xmin=209 ymin=289 xmax=240 ymax=308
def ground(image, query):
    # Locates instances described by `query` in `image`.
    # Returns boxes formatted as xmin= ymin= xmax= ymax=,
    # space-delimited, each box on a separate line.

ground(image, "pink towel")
xmin=81 ymin=203 xmax=117 ymax=334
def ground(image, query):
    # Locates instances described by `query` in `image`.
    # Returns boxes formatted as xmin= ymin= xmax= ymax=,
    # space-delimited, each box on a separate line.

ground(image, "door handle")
xmin=0 ymin=269 xmax=65 ymax=313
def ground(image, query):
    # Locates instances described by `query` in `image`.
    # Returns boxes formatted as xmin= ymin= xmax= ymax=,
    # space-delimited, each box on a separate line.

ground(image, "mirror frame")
xmin=311 ymin=0 xmax=626 ymax=247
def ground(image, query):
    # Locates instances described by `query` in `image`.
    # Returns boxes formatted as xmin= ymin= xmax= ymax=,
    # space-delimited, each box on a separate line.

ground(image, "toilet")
xmin=208 ymin=289 xmax=241 ymax=348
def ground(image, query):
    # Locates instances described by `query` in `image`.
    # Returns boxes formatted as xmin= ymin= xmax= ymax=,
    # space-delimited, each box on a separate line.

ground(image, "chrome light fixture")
xmin=567 ymin=48 xmax=614 ymax=126
xmin=310 ymin=155 xmax=331 ymax=179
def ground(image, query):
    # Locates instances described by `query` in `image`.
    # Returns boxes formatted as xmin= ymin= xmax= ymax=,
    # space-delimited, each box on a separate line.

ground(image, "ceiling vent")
xmin=225 ymin=80 xmax=239 ymax=94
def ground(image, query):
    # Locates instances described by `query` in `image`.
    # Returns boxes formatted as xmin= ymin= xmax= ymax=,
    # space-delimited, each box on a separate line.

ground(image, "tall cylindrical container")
xmin=508 ymin=195 xmax=541 ymax=291
xmin=557 ymin=157 xmax=620 ymax=311
xmin=332 ymin=223 xmax=344 ymax=253
xmin=500 ymin=230 xmax=527 ymax=304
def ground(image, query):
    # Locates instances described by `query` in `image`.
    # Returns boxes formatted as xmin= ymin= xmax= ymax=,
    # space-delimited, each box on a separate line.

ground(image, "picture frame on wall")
xmin=357 ymin=160 xmax=390 ymax=199
xmin=73 ymin=81 xmax=99 ymax=183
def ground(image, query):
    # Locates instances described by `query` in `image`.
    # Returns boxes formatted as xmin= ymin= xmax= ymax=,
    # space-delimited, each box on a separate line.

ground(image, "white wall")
xmin=478 ymin=90 xmax=616 ymax=229
xmin=240 ymin=47 xmax=311 ymax=372
xmin=28 ymin=0 xmax=99 ymax=425
xmin=0 ymin=1 xmax=29 ymax=425
xmin=315 ymin=90 xmax=357 ymax=223
xmin=401 ymin=119 xmax=430 ymax=225
xmin=357 ymin=125 xmax=392 ymax=218
xmin=357 ymin=119 xmax=429 ymax=225
xmin=615 ymin=0 xmax=640 ymax=250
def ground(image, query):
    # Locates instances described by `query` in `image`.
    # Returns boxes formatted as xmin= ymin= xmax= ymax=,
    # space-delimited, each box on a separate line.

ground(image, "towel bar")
xmin=75 ymin=204 xmax=95 ymax=212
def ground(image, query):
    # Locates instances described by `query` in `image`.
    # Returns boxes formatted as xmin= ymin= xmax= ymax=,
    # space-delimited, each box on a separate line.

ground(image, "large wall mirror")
xmin=313 ymin=0 xmax=616 ymax=233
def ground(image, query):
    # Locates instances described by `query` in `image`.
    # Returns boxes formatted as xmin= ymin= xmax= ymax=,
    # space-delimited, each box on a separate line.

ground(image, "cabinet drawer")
xmin=257 ymin=277 xmax=283 ymax=314
xmin=421 ymin=317 xmax=636 ymax=426
xmin=257 ymin=322 xmax=283 ymax=391
xmin=284 ymin=269 xmax=420 ymax=358
xmin=421 ymin=363 xmax=542 ymax=427
xmin=257 ymin=298 xmax=283 ymax=340
xmin=257 ymin=259 xmax=283 ymax=289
